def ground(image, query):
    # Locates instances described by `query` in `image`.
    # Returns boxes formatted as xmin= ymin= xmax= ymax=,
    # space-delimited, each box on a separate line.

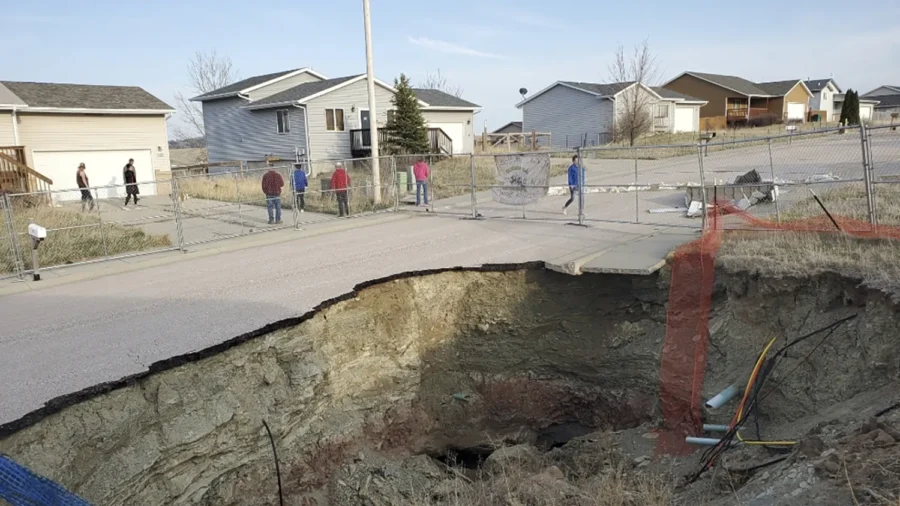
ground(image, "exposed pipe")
xmin=686 ymin=436 xmax=728 ymax=446
xmin=705 ymin=383 xmax=740 ymax=409
xmin=702 ymin=424 xmax=730 ymax=433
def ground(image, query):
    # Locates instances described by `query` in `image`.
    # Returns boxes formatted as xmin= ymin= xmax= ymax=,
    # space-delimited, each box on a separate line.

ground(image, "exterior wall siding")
xmin=422 ymin=110 xmax=475 ymax=154
xmin=522 ymin=85 xmax=613 ymax=149
xmin=783 ymin=83 xmax=811 ymax=120
xmin=306 ymin=80 xmax=395 ymax=160
xmin=246 ymin=72 xmax=324 ymax=101
xmin=664 ymin=75 xmax=733 ymax=118
xmin=0 ymin=112 xmax=15 ymax=145
xmin=203 ymin=97 xmax=307 ymax=163
xmin=16 ymin=113 xmax=171 ymax=174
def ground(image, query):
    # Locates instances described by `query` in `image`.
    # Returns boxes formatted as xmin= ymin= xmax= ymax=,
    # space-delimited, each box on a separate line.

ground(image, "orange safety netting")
xmin=655 ymin=199 xmax=900 ymax=455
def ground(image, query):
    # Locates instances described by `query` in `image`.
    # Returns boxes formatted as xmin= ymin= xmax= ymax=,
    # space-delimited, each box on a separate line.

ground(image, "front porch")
xmin=726 ymin=97 xmax=774 ymax=122
xmin=350 ymin=128 xmax=453 ymax=158
xmin=0 ymin=146 xmax=52 ymax=196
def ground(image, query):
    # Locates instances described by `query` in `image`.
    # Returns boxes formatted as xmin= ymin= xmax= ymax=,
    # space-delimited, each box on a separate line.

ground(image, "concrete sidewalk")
xmin=0 ymin=212 xmax=694 ymax=425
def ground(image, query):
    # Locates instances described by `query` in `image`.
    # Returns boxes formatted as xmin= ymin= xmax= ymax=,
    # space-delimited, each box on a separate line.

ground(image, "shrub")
xmin=748 ymin=113 xmax=780 ymax=128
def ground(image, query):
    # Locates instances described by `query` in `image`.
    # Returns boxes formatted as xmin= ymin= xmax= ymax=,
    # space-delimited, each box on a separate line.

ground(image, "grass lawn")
xmin=0 ymin=205 xmax=171 ymax=275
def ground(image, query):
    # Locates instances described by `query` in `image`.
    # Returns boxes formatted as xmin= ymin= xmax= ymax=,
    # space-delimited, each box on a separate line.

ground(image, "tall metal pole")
xmin=576 ymin=147 xmax=585 ymax=226
xmin=363 ymin=0 xmax=381 ymax=205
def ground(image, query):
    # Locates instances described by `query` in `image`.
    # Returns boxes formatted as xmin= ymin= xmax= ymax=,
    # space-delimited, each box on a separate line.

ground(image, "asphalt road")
xmin=0 ymin=215 xmax=680 ymax=425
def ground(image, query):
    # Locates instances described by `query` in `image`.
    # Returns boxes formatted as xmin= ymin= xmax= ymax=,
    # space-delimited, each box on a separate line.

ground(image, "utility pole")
xmin=363 ymin=0 xmax=381 ymax=204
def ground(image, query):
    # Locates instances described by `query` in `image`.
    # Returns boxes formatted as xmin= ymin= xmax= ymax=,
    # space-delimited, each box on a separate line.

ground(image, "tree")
xmin=608 ymin=40 xmax=660 ymax=146
xmin=421 ymin=69 xmax=463 ymax=98
xmin=385 ymin=74 xmax=430 ymax=154
xmin=840 ymin=89 xmax=862 ymax=126
xmin=172 ymin=51 xmax=239 ymax=142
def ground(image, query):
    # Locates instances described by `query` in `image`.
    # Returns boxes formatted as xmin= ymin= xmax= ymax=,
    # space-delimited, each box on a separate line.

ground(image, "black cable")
xmin=262 ymin=420 xmax=285 ymax=506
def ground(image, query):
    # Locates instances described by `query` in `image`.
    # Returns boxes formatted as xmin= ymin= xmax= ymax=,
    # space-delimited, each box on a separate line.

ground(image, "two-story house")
xmin=192 ymin=68 xmax=480 ymax=165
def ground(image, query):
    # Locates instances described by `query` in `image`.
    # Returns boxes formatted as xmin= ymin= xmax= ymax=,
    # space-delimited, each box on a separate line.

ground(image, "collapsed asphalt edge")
xmin=0 ymin=261 xmax=547 ymax=440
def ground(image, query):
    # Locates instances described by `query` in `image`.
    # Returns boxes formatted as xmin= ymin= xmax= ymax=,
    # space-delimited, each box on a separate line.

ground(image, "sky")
xmin=3 ymin=0 xmax=899 ymax=137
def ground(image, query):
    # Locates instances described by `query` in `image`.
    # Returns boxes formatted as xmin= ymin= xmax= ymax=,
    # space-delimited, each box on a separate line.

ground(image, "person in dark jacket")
xmin=330 ymin=163 xmax=351 ymax=217
xmin=123 ymin=158 xmax=139 ymax=206
xmin=261 ymin=169 xmax=285 ymax=224
xmin=293 ymin=165 xmax=308 ymax=213
xmin=563 ymin=155 xmax=580 ymax=216
xmin=76 ymin=163 xmax=94 ymax=211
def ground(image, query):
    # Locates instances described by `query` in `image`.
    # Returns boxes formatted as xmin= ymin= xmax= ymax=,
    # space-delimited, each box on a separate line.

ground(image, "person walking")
xmin=76 ymin=163 xmax=94 ymax=211
xmin=413 ymin=157 xmax=430 ymax=207
xmin=293 ymin=164 xmax=308 ymax=213
xmin=261 ymin=169 xmax=284 ymax=224
xmin=123 ymin=158 xmax=139 ymax=206
xmin=330 ymin=162 xmax=350 ymax=217
xmin=563 ymin=155 xmax=580 ymax=216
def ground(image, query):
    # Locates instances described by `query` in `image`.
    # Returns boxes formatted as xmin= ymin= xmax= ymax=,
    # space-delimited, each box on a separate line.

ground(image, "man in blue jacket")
xmin=563 ymin=154 xmax=580 ymax=215
xmin=293 ymin=165 xmax=308 ymax=212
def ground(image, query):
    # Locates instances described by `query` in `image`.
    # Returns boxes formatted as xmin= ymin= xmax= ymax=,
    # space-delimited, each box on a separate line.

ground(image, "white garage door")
xmin=673 ymin=106 xmax=696 ymax=133
xmin=787 ymin=102 xmax=806 ymax=120
xmin=32 ymin=149 xmax=155 ymax=202
xmin=427 ymin=122 xmax=465 ymax=155
xmin=860 ymin=104 xmax=874 ymax=120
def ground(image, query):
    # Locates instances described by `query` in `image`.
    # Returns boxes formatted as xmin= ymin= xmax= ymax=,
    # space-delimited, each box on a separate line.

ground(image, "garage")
xmin=787 ymin=102 xmax=806 ymax=121
xmin=32 ymin=149 xmax=156 ymax=202
xmin=860 ymin=103 xmax=874 ymax=120
xmin=426 ymin=122 xmax=465 ymax=155
xmin=673 ymin=105 xmax=698 ymax=133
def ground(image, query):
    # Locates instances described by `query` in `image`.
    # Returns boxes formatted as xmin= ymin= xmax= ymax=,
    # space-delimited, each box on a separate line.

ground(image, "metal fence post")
xmin=697 ymin=144 xmax=708 ymax=232
xmin=633 ymin=148 xmax=640 ymax=224
xmin=3 ymin=193 xmax=24 ymax=280
xmin=290 ymin=165 xmax=299 ymax=229
xmin=171 ymin=176 xmax=185 ymax=251
xmin=392 ymin=156 xmax=399 ymax=212
xmin=96 ymin=189 xmax=109 ymax=258
xmin=236 ymin=174 xmax=245 ymax=233
xmin=859 ymin=124 xmax=877 ymax=228
xmin=766 ymin=138 xmax=780 ymax=223
xmin=469 ymin=153 xmax=478 ymax=218
xmin=576 ymin=147 xmax=585 ymax=226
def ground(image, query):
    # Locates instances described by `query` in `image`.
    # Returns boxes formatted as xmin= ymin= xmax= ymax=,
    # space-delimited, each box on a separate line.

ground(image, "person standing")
xmin=563 ymin=155 xmax=580 ymax=216
xmin=76 ymin=163 xmax=94 ymax=211
xmin=293 ymin=165 xmax=308 ymax=213
xmin=330 ymin=163 xmax=351 ymax=217
xmin=413 ymin=157 xmax=430 ymax=207
xmin=261 ymin=169 xmax=284 ymax=224
xmin=123 ymin=158 xmax=139 ymax=206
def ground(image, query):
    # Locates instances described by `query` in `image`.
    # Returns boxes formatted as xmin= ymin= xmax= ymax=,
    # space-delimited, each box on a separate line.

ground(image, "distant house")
xmin=192 ymin=68 xmax=481 ymax=165
xmin=493 ymin=121 xmax=523 ymax=134
xmin=0 ymin=80 xmax=173 ymax=200
xmin=862 ymin=86 xmax=900 ymax=121
xmin=663 ymin=72 xmax=813 ymax=128
xmin=805 ymin=79 xmax=878 ymax=122
xmin=516 ymin=81 xmax=706 ymax=149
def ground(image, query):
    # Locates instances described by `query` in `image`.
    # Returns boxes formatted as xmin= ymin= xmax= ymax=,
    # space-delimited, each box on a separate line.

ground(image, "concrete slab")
xmin=581 ymin=230 xmax=698 ymax=275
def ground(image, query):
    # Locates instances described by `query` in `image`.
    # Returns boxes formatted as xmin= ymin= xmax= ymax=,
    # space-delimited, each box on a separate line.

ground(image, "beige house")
xmin=0 ymin=81 xmax=173 ymax=201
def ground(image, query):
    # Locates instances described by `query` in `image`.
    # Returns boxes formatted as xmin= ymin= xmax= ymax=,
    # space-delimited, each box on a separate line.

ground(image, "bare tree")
xmin=421 ymin=69 xmax=464 ymax=98
xmin=172 ymin=51 xmax=239 ymax=142
xmin=608 ymin=40 xmax=660 ymax=146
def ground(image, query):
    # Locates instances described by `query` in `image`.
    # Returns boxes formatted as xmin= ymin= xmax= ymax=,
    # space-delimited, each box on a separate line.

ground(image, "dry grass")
xmin=0 ymin=205 xmax=171 ymax=274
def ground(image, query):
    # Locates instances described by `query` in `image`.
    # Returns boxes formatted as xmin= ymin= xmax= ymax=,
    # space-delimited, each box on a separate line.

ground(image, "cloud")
xmin=408 ymin=36 xmax=503 ymax=59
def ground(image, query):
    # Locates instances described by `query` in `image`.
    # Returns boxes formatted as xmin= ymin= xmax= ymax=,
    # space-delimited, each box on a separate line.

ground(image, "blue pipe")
xmin=686 ymin=437 xmax=725 ymax=446
xmin=702 ymin=424 xmax=730 ymax=433
xmin=705 ymin=383 xmax=740 ymax=409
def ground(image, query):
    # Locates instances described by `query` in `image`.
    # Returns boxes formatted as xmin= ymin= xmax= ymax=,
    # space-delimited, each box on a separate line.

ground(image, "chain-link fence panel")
xmin=867 ymin=124 xmax=900 ymax=227
xmin=0 ymin=194 xmax=24 ymax=278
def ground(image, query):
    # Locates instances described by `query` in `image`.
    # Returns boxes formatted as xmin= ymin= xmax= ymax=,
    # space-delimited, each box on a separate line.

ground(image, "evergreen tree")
xmin=847 ymin=90 xmax=861 ymax=125
xmin=385 ymin=74 xmax=430 ymax=154
xmin=839 ymin=91 xmax=850 ymax=126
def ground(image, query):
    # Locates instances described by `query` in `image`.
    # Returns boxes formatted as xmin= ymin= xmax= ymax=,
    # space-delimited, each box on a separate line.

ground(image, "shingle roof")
xmin=0 ymin=83 xmax=26 ymax=107
xmin=412 ymin=88 xmax=480 ymax=108
xmin=874 ymin=95 xmax=900 ymax=108
xmin=651 ymin=87 xmax=704 ymax=102
xmin=561 ymin=81 xmax=634 ymax=96
xmin=248 ymin=76 xmax=362 ymax=108
xmin=0 ymin=81 xmax=172 ymax=110
xmin=756 ymin=80 xmax=803 ymax=95
xmin=686 ymin=72 xmax=768 ymax=95
xmin=193 ymin=69 xmax=302 ymax=101
xmin=493 ymin=121 xmax=523 ymax=133
xmin=805 ymin=78 xmax=841 ymax=93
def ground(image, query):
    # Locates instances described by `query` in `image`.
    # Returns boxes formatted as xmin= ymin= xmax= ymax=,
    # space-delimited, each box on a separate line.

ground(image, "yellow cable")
xmin=732 ymin=338 xmax=796 ymax=446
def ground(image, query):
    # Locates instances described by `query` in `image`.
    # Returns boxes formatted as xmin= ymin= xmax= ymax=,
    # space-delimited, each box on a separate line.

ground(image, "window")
xmin=276 ymin=110 xmax=290 ymax=134
xmin=654 ymin=104 xmax=669 ymax=118
xmin=386 ymin=109 xmax=395 ymax=124
xmin=823 ymin=92 xmax=828 ymax=100
xmin=325 ymin=108 xmax=345 ymax=131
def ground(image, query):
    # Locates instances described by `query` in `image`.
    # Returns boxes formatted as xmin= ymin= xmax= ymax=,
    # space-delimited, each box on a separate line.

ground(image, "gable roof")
xmin=676 ymin=72 xmax=769 ymax=96
xmin=560 ymin=81 xmax=635 ymax=97
xmin=493 ymin=121 xmax=523 ymax=133
xmin=757 ymin=79 xmax=808 ymax=96
xmin=805 ymin=78 xmax=842 ymax=93
xmin=248 ymin=75 xmax=362 ymax=108
xmin=192 ymin=68 xmax=327 ymax=101
xmin=651 ymin=87 xmax=705 ymax=102
xmin=873 ymin=95 xmax=900 ymax=108
xmin=862 ymin=85 xmax=900 ymax=97
xmin=412 ymin=88 xmax=480 ymax=108
xmin=0 ymin=81 xmax=173 ymax=111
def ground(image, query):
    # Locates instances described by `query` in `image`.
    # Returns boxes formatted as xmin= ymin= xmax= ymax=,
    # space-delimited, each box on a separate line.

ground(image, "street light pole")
xmin=362 ymin=0 xmax=381 ymax=204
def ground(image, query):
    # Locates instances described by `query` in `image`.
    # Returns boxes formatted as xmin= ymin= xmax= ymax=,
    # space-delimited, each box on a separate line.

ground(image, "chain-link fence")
xmin=867 ymin=123 xmax=900 ymax=228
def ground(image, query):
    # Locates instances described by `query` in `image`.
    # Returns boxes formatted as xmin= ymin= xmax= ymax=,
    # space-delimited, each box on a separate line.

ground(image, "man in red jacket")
xmin=261 ymin=169 xmax=284 ymax=224
xmin=330 ymin=162 xmax=351 ymax=217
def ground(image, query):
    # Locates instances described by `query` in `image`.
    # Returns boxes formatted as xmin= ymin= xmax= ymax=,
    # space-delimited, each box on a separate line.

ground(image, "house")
xmin=192 ymin=68 xmax=481 ymax=165
xmin=493 ymin=121 xmax=523 ymax=134
xmin=862 ymin=86 xmax=900 ymax=122
xmin=832 ymin=94 xmax=879 ymax=122
xmin=515 ymin=81 xmax=706 ymax=149
xmin=805 ymin=78 xmax=879 ymax=122
xmin=0 ymin=81 xmax=173 ymax=200
xmin=663 ymin=72 xmax=813 ymax=128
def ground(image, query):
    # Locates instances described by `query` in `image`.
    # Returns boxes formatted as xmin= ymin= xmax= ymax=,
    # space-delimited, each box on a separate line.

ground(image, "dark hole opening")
xmin=536 ymin=422 xmax=595 ymax=450
xmin=434 ymin=446 xmax=495 ymax=470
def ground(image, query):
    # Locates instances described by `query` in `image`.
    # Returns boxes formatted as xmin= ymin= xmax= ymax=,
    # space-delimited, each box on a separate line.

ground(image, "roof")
xmin=874 ymin=95 xmax=900 ymax=108
xmin=193 ymin=69 xmax=302 ymax=101
xmin=560 ymin=81 xmax=634 ymax=97
xmin=412 ymin=88 xmax=480 ymax=108
xmin=0 ymin=83 xmax=26 ymax=107
xmin=681 ymin=72 xmax=769 ymax=96
xmin=651 ymin=87 xmax=705 ymax=102
xmin=250 ymin=75 xmax=361 ymax=108
xmin=756 ymin=80 xmax=805 ymax=96
xmin=863 ymin=85 xmax=900 ymax=97
xmin=805 ymin=78 xmax=841 ymax=93
xmin=0 ymin=81 xmax=172 ymax=111
xmin=493 ymin=121 xmax=523 ymax=133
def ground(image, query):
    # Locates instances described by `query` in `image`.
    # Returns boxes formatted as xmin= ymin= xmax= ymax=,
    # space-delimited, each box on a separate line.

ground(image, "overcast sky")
xmin=3 ymin=0 xmax=899 ymax=136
